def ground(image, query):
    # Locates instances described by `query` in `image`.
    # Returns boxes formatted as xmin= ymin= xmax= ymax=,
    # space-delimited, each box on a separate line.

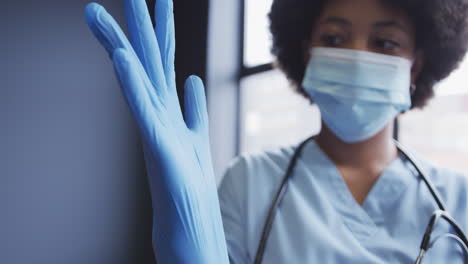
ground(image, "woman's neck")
xmin=315 ymin=121 xmax=398 ymax=170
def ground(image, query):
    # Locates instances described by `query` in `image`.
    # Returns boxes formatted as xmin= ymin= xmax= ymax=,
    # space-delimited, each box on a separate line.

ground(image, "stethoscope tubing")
xmin=253 ymin=136 xmax=467 ymax=264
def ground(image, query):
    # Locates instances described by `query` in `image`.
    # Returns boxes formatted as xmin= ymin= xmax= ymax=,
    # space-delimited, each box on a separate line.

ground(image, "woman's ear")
xmin=302 ymin=42 xmax=310 ymax=65
xmin=410 ymin=50 xmax=424 ymax=84
xmin=303 ymin=39 xmax=312 ymax=65
xmin=304 ymin=52 xmax=311 ymax=65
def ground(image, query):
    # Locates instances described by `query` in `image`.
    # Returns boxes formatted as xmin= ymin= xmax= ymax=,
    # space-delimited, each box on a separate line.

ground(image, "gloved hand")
xmin=85 ymin=1 xmax=229 ymax=263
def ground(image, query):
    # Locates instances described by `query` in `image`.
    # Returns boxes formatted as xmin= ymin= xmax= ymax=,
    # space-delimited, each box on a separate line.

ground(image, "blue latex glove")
xmin=85 ymin=1 xmax=229 ymax=263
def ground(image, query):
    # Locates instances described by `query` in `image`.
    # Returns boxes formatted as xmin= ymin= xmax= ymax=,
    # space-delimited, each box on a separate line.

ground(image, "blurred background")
xmin=1 ymin=0 xmax=467 ymax=263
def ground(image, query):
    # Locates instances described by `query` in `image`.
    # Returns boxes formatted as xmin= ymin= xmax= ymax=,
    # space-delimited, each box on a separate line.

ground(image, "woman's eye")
xmin=375 ymin=38 xmax=400 ymax=52
xmin=320 ymin=34 xmax=345 ymax=47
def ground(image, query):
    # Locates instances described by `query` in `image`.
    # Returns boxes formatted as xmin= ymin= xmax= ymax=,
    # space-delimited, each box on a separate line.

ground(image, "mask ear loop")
xmin=407 ymin=84 xmax=417 ymax=110
xmin=410 ymin=84 xmax=417 ymax=95
xmin=401 ymin=84 xmax=417 ymax=114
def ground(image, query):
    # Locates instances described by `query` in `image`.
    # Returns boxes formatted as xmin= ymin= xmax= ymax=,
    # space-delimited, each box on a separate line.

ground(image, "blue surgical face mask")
xmin=302 ymin=47 xmax=412 ymax=143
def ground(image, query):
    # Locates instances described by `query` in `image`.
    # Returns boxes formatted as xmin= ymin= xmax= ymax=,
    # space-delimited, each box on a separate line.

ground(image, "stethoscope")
xmin=253 ymin=136 xmax=468 ymax=264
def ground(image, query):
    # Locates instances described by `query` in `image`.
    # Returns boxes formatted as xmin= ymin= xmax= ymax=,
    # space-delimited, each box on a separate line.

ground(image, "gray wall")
xmin=2 ymin=1 xmax=155 ymax=263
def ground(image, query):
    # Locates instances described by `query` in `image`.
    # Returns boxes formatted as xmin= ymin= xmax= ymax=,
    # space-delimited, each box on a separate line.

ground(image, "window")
xmin=240 ymin=70 xmax=321 ymax=153
xmin=243 ymin=0 xmax=274 ymax=67
xmin=240 ymin=0 xmax=321 ymax=154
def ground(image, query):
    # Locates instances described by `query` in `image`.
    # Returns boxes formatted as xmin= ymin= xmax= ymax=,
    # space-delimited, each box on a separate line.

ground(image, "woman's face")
xmin=307 ymin=0 xmax=423 ymax=83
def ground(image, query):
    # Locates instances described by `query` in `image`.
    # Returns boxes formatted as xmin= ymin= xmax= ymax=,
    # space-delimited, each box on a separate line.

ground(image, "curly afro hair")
xmin=269 ymin=0 xmax=468 ymax=109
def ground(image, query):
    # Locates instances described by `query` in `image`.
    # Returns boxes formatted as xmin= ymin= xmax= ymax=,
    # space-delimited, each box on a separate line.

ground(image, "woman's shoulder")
xmin=222 ymin=144 xmax=297 ymax=184
xmin=415 ymin=154 xmax=468 ymax=187
xmin=218 ymin=144 xmax=301 ymax=206
xmin=411 ymin=153 xmax=468 ymax=209
xmin=218 ymin=144 xmax=304 ymax=261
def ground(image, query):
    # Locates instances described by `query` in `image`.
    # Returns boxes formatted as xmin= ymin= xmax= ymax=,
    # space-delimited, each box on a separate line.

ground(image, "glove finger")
xmin=183 ymin=75 xmax=208 ymax=132
xmin=113 ymin=48 xmax=160 ymax=140
xmin=155 ymin=0 xmax=176 ymax=89
xmin=85 ymin=3 xmax=133 ymax=56
xmin=85 ymin=3 xmax=161 ymax=105
xmin=124 ymin=0 xmax=168 ymax=95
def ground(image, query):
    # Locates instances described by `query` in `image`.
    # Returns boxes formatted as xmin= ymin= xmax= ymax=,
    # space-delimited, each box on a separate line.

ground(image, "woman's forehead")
xmin=317 ymin=0 xmax=414 ymax=31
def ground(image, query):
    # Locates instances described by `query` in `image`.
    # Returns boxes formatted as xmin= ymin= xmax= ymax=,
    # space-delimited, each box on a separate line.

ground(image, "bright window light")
xmin=244 ymin=0 xmax=274 ymax=66
xmin=240 ymin=70 xmax=321 ymax=154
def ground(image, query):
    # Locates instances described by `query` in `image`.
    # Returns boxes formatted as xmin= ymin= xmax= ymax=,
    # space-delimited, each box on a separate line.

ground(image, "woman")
xmin=219 ymin=0 xmax=468 ymax=263
xmin=85 ymin=0 xmax=467 ymax=263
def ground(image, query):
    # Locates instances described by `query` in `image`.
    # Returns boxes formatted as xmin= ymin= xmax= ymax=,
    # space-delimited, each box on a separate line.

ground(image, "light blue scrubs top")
xmin=218 ymin=139 xmax=467 ymax=263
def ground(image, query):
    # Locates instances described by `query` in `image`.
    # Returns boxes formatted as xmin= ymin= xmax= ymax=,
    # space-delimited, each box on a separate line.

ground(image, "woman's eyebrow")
xmin=373 ymin=20 xmax=409 ymax=33
xmin=319 ymin=16 xmax=351 ymax=27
